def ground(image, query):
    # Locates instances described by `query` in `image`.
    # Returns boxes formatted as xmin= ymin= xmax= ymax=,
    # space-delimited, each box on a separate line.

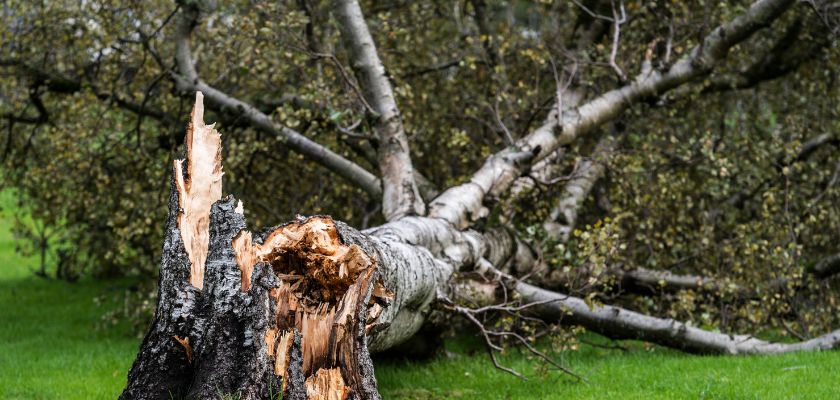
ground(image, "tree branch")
xmin=544 ymin=131 xmax=621 ymax=242
xmin=516 ymin=280 xmax=840 ymax=355
xmin=429 ymin=0 xmax=796 ymax=229
xmin=333 ymin=0 xmax=425 ymax=219
xmin=464 ymin=238 xmax=840 ymax=355
xmin=172 ymin=3 xmax=382 ymax=198
xmin=703 ymin=16 xmax=828 ymax=93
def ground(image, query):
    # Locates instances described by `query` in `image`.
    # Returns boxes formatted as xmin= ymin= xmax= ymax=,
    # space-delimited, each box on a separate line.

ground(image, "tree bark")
xmin=122 ymin=94 xmax=474 ymax=399
xmin=172 ymin=3 xmax=383 ymax=198
xmin=333 ymin=0 xmax=425 ymax=220
xmin=516 ymin=280 xmax=840 ymax=355
xmin=428 ymin=0 xmax=795 ymax=229
xmin=544 ymin=133 xmax=620 ymax=242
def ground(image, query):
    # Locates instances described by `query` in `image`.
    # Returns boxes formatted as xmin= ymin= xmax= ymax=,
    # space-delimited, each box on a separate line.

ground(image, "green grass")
xmin=375 ymin=336 xmax=840 ymax=399
xmin=1 ymin=192 xmax=839 ymax=399
xmin=0 ymin=191 xmax=140 ymax=399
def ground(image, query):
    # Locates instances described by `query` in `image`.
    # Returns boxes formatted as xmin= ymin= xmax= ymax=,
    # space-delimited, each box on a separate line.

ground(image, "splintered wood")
xmin=174 ymin=92 xmax=223 ymax=290
xmin=273 ymin=331 xmax=294 ymax=379
xmin=233 ymin=216 xmax=392 ymax=399
xmin=305 ymin=368 xmax=350 ymax=400
xmin=232 ymin=230 xmax=256 ymax=292
xmin=172 ymin=335 xmax=193 ymax=363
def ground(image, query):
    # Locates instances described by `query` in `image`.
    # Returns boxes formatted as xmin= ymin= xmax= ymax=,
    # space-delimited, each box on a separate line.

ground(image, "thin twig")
xmin=570 ymin=0 xmax=615 ymax=22
xmin=457 ymin=307 xmax=526 ymax=380
xmin=488 ymin=331 xmax=587 ymax=383
xmin=609 ymin=0 xmax=628 ymax=82
xmin=489 ymin=101 xmax=515 ymax=146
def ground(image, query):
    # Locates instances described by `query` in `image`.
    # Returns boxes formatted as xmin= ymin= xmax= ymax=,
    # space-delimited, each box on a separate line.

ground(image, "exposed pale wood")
xmin=172 ymin=336 xmax=193 ymax=363
xmin=305 ymin=368 xmax=350 ymax=400
xmin=265 ymin=329 xmax=278 ymax=357
xmin=233 ymin=231 xmax=256 ymax=292
xmin=234 ymin=216 xmax=390 ymax=398
xmin=274 ymin=331 xmax=294 ymax=386
xmin=173 ymin=92 xmax=223 ymax=290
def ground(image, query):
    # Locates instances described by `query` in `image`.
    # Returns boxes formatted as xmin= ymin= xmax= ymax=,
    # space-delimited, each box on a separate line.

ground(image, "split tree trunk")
xmin=124 ymin=88 xmax=840 ymax=400
xmin=121 ymin=94 xmax=464 ymax=400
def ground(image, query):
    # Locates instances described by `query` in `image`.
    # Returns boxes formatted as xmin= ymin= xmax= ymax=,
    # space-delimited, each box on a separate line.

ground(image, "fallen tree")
xmin=125 ymin=91 xmax=839 ymax=400
xmin=122 ymin=94 xmax=478 ymax=399
xmin=111 ymin=0 xmax=840 ymax=399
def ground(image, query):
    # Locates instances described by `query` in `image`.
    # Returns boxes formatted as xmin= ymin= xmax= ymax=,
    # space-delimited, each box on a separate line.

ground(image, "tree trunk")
xmin=124 ymin=73 xmax=840 ymax=398
xmin=121 ymin=94 xmax=465 ymax=399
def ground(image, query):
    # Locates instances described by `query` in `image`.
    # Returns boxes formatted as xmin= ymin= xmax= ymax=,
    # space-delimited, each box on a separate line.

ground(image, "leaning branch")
xmin=333 ymin=0 xmax=424 ymax=219
xmin=544 ymin=133 xmax=621 ymax=242
xmin=488 ymin=220 xmax=840 ymax=300
xmin=703 ymin=16 xmax=828 ymax=93
xmin=428 ymin=0 xmax=796 ymax=229
xmin=470 ymin=236 xmax=840 ymax=355
xmin=173 ymin=4 xmax=382 ymax=198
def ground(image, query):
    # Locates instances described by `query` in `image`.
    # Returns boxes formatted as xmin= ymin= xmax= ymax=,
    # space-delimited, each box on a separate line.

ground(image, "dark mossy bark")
xmin=120 ymin=177 xmax=197 ymax=400
xmin=121 ymin=181 xmax=383 ymax=399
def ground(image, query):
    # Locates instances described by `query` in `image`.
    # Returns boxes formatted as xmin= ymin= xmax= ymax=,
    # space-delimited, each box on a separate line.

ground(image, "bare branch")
xmin=488 ymin=330 xmax=586 ymax=383
xmin=172 ymin=4 xmax=382 ymax=198
xmin=570 ymin=0 xmax=615 ymax=22
xmin=449 ymin=301 xmax=585 ymax=382
xmin=400 ymin=59 xmax=462 ymax=79
xmin=516 ymin=280 xmax=840 ymax=355
xmin=429 ymin=0 xmax=796 ymax=229
xmin=333 ymin=0 xmax=425 ymax=219
xmin=455 ymin=307 xmax=526 ymax=380
xmin=544 ymin=132 xmax=621 ymax=242
xmin=475 ymin=233 xmax=840 ymax=354
xmin=608 ymin=0 xmax=628 ymax=81
xmin=703 ymin=17 xmax=828 ymax=93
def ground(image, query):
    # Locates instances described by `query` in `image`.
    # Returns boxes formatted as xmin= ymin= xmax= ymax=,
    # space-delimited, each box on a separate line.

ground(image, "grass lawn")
xmin=0 ymin=191 xmax=140 ymax=399
xmin=1 ymin=194 xmax=839 ymax=399
xmin=376 ymin=337 xmax=840 ymax=399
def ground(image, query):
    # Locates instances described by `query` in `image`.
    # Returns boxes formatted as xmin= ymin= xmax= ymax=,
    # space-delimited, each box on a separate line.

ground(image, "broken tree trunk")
xmin=121 ymin=93 xmax=465 ymax=400
xmin=124 ymin=88 xmax=840 ymax=399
